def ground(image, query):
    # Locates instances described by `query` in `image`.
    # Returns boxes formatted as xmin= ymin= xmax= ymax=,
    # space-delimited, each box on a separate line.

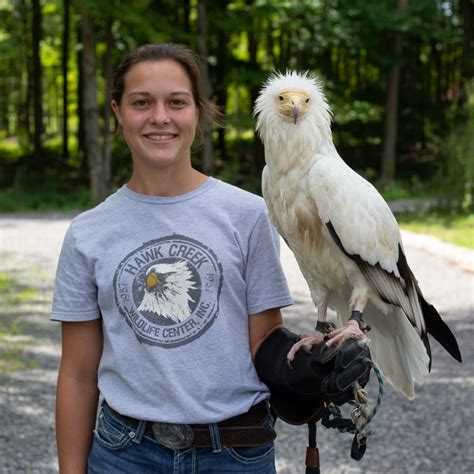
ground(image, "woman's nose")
xmin=150 ymin=103 xmax=170 ymax=125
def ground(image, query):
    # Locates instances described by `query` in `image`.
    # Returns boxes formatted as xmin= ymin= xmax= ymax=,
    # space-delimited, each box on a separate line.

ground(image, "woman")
xmin=52 ymin=43 xmax=293 ymax=473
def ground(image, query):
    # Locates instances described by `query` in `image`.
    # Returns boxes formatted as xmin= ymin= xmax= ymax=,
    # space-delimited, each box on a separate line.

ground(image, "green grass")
xmin=0 ymin=185 xmax=92 ymax=212
xmin=397 ymin=211 xmax=474 ymax=249
xmin=0 ymin=271 xmax=40 ymax=373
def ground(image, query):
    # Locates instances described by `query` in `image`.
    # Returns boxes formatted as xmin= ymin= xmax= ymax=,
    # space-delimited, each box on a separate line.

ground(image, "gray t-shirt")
xmin=51 ymin=177 xmax=293 ymax=424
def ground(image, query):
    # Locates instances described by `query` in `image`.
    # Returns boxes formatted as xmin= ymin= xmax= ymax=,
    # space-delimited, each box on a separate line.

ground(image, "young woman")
xmin=52 ymin=43 xmax=293 ymax=473
xmin=52 ymin=43 xmax=371 ymax=473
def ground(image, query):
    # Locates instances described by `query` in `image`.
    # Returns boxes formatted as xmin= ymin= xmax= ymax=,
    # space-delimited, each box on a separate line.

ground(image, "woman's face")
xmin=112 ymin=60 xmax=198 ymax=171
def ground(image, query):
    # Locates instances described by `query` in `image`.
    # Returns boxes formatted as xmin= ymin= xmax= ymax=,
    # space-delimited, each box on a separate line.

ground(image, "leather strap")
xmin=192 ymin=425 xmax=276 ymax=448
xmin=104 ymin=401 xmax=276 ymax=448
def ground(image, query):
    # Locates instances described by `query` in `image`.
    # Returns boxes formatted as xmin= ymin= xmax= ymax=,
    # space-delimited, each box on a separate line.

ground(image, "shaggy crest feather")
xmin=254 ymin=70 xmax=332 ymax=152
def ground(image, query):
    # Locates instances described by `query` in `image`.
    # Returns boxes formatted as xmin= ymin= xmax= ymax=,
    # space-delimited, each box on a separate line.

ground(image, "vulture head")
xmin=254 ymin=71 xmax=332 ymax=153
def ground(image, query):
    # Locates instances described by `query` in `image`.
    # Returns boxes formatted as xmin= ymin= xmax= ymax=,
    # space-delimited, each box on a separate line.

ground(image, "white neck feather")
xmin=258 ymin=116 xmax=333 ymax=175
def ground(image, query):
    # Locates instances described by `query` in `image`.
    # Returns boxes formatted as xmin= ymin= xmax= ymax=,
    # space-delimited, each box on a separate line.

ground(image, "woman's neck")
xmin=127 ymin=165 xmax=208 ymax=197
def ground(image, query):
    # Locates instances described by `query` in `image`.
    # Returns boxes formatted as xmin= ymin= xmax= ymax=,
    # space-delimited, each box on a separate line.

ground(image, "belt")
xmin=104 ymin=401 xmax=276 ymax=450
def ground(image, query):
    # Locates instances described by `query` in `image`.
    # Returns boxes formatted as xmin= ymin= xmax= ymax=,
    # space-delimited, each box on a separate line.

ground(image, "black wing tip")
xmin=422 ymin=299 xmax=463 ymax=363
xmin=422 ymin=333 xmax=432 ymax=372
xmin=452 ymin=345 xmax=463 ymax=363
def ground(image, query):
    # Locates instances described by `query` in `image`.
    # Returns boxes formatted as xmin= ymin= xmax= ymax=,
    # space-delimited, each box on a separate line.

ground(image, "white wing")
xmin=308 ymin=155 xmax=427 ymax=338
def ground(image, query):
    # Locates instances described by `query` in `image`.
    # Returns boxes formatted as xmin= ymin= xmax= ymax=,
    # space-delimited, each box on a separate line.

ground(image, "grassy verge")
xmin=0 ymin=186 xmax=92 ymax=212
xmin=397 ymin=211 xmax=474 ymax=250
xmin=0 ymin=272 xmax=39 ymax=373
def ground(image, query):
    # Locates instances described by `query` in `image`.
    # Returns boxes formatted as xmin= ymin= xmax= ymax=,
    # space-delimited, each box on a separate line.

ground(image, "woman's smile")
xmin=143 ymin=132 xmax=178 ymax=144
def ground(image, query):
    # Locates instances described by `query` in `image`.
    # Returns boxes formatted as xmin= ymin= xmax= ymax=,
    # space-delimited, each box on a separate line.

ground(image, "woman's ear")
xmin=111 ymin=100 xmax=122 ymax=125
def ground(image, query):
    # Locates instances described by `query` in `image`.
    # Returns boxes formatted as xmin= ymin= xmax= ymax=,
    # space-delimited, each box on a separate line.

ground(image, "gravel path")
xmin=0 ymin=213 xmax=473 ymax=474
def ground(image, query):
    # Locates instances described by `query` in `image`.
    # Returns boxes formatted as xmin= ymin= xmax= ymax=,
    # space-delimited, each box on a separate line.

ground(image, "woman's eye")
xmin=171 ymin=99 xmax=186 ymax=107
xmin=133 ymin=99 xmax=149 ymax=108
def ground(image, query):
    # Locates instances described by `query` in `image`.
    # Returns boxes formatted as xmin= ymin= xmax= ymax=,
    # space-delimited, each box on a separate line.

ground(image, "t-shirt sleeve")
xmin=50 ymin=224 xmax=101 ymax=321
xmin=245 ymin=209 xmax=293 ymax=315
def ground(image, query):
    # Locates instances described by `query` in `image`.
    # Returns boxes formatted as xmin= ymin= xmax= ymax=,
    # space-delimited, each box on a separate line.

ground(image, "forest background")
xmin=0 ymin=0 xmax=472 ymax=244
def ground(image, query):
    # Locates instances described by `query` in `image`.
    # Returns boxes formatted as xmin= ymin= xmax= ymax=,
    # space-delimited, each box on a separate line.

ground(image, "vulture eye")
xmin=278 ymin=95 xmax=284 ymax=101
xmin=305 ymin=98 xmax=310 ymax=103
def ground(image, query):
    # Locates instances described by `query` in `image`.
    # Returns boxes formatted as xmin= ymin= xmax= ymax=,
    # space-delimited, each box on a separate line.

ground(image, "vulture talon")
xmin=316 ymin=320 xmax=337 ymax=334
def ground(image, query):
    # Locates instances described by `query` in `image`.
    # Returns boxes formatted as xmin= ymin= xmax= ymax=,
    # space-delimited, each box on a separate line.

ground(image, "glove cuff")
xmin=255 ymin=327 xmax=326 ymax=425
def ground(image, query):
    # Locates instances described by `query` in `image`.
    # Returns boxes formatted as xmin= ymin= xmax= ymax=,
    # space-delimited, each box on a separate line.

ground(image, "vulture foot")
xmin=316 ymin=320 xmax=337 ymax=334
xmin=287 ymin=332 xmax=325 ymax=362
xmin=325 ymin=320 xmax=367 ymax=348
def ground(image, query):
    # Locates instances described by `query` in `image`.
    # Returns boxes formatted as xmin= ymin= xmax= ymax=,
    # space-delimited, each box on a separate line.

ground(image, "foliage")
xmin=0 ymin=183 xmax=92 ymax=211
xmin=433 ymin=81 xmax=474 ymax=210
xmin=397 ymin=209 xmax=474 ymax=250
xmin=0 ymin=0 xmax=472 ymax=209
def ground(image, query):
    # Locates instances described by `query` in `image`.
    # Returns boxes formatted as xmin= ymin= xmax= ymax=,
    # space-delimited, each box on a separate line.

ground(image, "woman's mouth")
xmin=144 ymin=133 xmax=176 ymax=142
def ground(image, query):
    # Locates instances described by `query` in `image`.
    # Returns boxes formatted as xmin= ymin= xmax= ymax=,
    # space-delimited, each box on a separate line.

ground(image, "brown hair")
xmin=112 ymin=43 xmax=220 ymax=142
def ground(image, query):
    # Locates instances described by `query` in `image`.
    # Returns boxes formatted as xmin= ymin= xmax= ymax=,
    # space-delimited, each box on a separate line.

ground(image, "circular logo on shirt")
xmin=113 ymin=235 xmax=223 ymax=348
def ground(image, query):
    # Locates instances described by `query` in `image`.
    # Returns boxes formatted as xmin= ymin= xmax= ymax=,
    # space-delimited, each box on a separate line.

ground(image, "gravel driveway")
xmin=0 ymin=212 xmax=473 ymax=474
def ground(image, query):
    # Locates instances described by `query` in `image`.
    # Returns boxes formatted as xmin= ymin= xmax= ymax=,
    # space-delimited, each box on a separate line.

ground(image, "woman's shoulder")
xmin=211 ymin=178 xmax=266 ymax=213
xmin=69 ymin=188 xmax=125 ymax=234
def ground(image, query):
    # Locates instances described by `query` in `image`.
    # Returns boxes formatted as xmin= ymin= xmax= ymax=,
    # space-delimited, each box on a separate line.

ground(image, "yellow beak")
xmin=146 ymin=272 xmax=160 ymax=289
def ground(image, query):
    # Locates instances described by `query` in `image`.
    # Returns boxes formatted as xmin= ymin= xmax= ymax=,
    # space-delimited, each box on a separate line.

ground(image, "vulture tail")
xmin=363 ymin=306 xmax=429 ymax=400
xmin=421 ymin=331 xmax=432 ymax=372
xmin=420 ymin=296 xmax=462 ymax=363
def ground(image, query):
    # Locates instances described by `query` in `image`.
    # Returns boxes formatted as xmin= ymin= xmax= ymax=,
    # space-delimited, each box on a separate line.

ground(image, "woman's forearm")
xmin=56 ymin=370 xmax=100 ymax=474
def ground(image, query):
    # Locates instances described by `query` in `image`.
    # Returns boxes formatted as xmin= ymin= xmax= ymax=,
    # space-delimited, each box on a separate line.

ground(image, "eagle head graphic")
xmin=137 ymin=260 xmax=197 ymax=323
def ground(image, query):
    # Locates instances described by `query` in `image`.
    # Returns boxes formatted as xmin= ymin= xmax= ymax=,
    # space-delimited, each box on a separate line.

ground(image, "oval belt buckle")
xmin=152 ymin=422 xmax=194 ymax=450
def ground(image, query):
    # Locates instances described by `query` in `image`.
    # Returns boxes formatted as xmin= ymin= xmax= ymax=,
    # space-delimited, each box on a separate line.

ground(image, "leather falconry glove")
xmin=254 ymin=327 xmax=371 ymax=425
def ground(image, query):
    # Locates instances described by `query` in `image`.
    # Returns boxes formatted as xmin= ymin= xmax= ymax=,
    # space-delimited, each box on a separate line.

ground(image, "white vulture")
xmin=254 ymin=71 xmax=462 ymax=400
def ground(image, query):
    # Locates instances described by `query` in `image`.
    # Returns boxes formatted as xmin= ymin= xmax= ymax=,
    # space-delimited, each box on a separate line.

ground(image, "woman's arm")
xmin=248 ymin=307 xmax=283 ymax=360
xmin=56 ymin=319 xmax=103 ymax=474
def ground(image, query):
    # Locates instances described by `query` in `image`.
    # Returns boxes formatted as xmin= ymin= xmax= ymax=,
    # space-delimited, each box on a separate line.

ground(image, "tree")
xmin=197 ymin=0 xmax=214 ymax=174
xmin=380 ymin=0 xmax=408 ymax=185
xmin=31 ymin=0 xmax=43 ymax=162
xmin=62 ymin=0 xmax=70 ymax=160
xmin=460 ymin=0 xmax=474 ymax=105
xmin=102 ymin=16 xmax=113 ymax=190
xmin=81 ymin=10 xmax=109 ymax=202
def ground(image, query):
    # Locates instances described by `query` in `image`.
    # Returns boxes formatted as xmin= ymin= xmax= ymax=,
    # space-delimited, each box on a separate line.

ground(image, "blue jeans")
xmin=87 ymin=402 xmax=277 ymax=473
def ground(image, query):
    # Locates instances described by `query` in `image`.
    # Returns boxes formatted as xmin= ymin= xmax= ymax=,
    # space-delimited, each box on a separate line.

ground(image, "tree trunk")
xmin=103 ymin=17 xmax=113 ymax=190
xmin=182 ymin=0 xmax=191 ymax=33
xmin=380 ymin=0 xmax=408 ymax=185
xmin=246 ymin=3 xmax=265 ymax=178
xmin=77 ymin=23 xmax=86 ymax=166
xmin=214 ymin=30 xmax=228 ymax=163
xmin=197 ymin=0 xmax=214 ymax=175
xmin=62 ymin=0 xmax=70 ymax=160
xmin=32 ymin=0 xmax=43 ymax=162
xmin=81 ymin=12 xmax=108 ymax=202
xmin=460 ymin=0 xmax=473 ymax=106
xmin=17 ymin=0 xmax=31 ymax=139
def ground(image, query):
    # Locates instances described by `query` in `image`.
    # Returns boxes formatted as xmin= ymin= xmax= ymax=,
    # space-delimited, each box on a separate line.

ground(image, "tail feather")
xmin=364 ymin=305 xmax=429 ymax=400
xmin=421 ymin=332 xmax=432 ymax=372
xmin=420 ymin=296 xmax=462 ymax=363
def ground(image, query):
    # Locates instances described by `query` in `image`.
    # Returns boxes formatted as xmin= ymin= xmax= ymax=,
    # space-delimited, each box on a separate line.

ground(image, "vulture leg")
xmin=325 ymin=288 xmax=369 ymax=348
xmin=286 ymin=297 xmax=329 ymax=362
